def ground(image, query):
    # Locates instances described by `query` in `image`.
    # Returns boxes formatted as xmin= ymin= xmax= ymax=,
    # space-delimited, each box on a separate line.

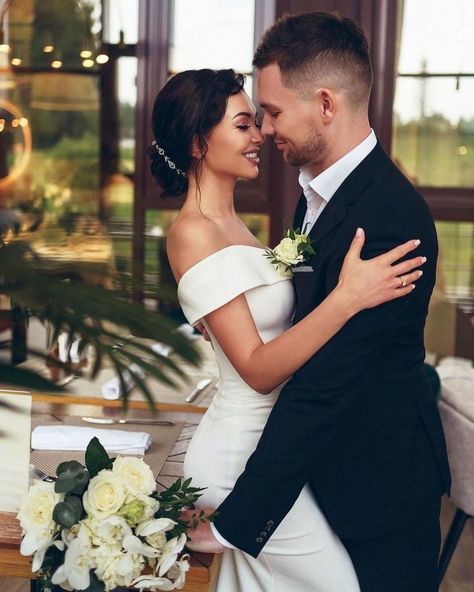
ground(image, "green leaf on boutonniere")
xmin=85 ymin=437 xmax=113 ymax=478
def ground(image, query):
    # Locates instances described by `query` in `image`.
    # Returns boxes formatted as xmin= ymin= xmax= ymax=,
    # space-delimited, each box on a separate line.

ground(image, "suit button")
xmin=267 ymin=520 xmax=274 ymax=527
xmin=264 ymin=526 xmax=271 ymax=532
xmin=256 ymin=537 xmax=263 ymax=543
xmin=259 ymin=531 xmax=267 ymax=537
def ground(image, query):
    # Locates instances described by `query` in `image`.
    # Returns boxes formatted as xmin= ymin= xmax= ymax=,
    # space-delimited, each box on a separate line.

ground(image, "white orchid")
xmin=20 ymin=527 xmax=64 ymax=572
xmin=51 ymin=526 xmax=93 ymax=591
xmin=157 ymin=534 xmax=187 ymax=577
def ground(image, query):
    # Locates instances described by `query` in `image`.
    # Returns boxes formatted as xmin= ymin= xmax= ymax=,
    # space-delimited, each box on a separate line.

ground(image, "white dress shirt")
xmin=210 ymin=129 xmax=377 ymax=550
xmin=299 ymin=129 xmax=377 ymax=233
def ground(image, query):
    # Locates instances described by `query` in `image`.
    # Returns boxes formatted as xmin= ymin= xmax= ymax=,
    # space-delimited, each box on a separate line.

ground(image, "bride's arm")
xmin=204 ymin=229 xmax=424 ymax=394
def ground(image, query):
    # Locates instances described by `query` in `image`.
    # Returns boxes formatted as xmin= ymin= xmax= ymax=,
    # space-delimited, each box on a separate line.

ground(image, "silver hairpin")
xmin=151 ymin=140 xmax=187 ymax=177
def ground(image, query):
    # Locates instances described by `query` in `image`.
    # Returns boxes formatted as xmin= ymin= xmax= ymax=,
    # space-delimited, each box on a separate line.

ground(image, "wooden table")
xmin=0 ymin=393 xmax=219 ymax=591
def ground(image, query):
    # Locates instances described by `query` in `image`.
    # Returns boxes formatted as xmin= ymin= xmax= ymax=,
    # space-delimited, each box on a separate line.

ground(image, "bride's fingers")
xmin=345 ymin=227 xmax=365 ymax=260
xmin=391 ymin=255 xmax=427 ymax=276
xmin=393 ymin=269 xmax=423 ymax=289
xmin=379 ymin=239 xmax=421 ymax=265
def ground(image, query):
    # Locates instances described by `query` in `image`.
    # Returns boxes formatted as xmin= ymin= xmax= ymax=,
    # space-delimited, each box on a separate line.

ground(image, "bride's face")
xmin=202 ymin=91 xmax=264 ymax=181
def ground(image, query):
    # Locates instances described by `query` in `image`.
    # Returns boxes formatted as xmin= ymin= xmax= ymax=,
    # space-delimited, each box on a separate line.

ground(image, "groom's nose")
xmin=261 ymin=113 xmax=275 ymax=137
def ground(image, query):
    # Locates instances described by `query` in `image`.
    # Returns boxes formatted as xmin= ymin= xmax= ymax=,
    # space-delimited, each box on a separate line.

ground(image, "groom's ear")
xmin=315 ymin=88 xmax=336 ymax=124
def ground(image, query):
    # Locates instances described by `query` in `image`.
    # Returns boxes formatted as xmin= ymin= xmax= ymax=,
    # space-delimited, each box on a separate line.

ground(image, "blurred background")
xmin=0 ymin=0 xmax=473 ymax=364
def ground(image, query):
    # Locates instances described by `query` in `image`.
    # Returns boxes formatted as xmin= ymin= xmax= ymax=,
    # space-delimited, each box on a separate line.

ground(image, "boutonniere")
xmin=265 ymin=227 xmax=315 ymax=278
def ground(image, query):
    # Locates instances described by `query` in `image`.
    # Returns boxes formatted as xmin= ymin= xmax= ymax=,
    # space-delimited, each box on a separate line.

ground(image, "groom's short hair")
xmin=253 ymin=12 xmax=373 ymax=108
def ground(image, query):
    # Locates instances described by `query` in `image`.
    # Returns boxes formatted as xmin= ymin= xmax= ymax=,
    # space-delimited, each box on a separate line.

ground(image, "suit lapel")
xmin=293 ymin=193 xmax=307 ymax=231
xmin=308 ymin=142 xmax=392 ymax=249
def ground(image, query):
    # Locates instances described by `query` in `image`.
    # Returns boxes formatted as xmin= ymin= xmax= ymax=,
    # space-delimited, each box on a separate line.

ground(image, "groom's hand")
xmin=180 ymin=508 xmax=227 ymax=554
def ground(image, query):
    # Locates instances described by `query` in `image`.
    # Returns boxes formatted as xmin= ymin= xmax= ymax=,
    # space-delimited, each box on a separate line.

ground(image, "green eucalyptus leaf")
xmin=52 ymin=497 xmax=82 ymax=527
xmin=56 ymin=460 xmax=84 ymax=478
xmin=85 ymin=437 xmax=112 ymax=478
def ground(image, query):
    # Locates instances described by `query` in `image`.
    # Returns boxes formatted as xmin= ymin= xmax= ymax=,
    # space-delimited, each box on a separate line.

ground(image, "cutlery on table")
xmin=81 ymin=417 xmax=174 ymax=426
xmin=184 ymin=377 xmax=214 ymax=403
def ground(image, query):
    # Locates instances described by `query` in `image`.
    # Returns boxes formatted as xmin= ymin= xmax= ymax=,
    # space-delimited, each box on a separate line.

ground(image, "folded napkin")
xmin=31 ymin=425 xmax=152 ymax=455
xmin=101 ymin=363 xmax=146 ymax=400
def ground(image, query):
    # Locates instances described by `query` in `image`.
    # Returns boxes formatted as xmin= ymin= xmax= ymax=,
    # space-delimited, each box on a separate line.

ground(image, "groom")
xmin=185 ymin=12 xmax=450 ymax=591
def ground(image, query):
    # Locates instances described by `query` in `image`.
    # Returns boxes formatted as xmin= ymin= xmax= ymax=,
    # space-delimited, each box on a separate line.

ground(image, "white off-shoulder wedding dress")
xmin=178 ymin=245 xmax=360 ymax=592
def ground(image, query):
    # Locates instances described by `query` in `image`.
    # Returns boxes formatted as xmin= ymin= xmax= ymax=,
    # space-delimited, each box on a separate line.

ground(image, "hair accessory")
xmin=151 ymin=140 xmax=187 ymax=177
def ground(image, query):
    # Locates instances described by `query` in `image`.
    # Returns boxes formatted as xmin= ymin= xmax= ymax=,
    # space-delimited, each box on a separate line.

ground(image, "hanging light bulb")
xmin=51 ymin=59 xmax=63 ymax=69
xmin=82 ymin=58 xmax=94 ymax=68
xmin=11 ymin=57 xmax=22 ymax=66
xmin=96 ymin=53 xmax=109 ymax=64
xmin=0 ymin=28 xmax=10 ymax=53
xmin=80 ymin=49 xmax=92 ymax=58
xmin=42 ymin=31 xmax=54 ymax=53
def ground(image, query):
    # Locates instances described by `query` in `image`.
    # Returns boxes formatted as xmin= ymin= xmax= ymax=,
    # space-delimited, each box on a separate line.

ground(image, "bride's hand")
xmin=335 ymin=227 xmax=426 ymax=314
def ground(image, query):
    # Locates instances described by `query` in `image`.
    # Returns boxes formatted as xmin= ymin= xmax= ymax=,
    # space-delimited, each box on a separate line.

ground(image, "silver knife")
xmin=185 ymin=377 xmax=214 ymax=403
xmin=81 ymin=417 xmax=174 ymax=426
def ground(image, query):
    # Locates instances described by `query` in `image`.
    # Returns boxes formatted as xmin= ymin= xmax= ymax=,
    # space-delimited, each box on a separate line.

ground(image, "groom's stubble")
xmin=284 ymin=117 xmax=328 ymax=169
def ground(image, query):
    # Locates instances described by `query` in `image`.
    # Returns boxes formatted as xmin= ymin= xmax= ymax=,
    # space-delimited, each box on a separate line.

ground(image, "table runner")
xmin=30 ymin=414 xmax=184 ymax=481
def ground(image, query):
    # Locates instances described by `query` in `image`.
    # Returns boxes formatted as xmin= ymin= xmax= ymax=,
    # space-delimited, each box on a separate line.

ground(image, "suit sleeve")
xmin=212 ymin=194 xmax=436 ymax=557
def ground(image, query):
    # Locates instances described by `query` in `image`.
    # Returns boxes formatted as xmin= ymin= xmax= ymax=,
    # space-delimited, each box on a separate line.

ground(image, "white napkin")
xmin=31 ymin=425 xmax=151 ymax=455
xmin=101 ymin=363 xmax=146 ymax=400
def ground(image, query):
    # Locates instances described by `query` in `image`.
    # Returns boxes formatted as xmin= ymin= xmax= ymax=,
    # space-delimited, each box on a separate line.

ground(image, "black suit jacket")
xmin=213 ymin=143 xmax=451 ymax=558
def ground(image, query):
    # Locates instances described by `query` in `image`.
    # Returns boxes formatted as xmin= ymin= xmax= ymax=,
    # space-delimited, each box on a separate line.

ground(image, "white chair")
xmin=437 ymin=367 xmax=474 ymax=582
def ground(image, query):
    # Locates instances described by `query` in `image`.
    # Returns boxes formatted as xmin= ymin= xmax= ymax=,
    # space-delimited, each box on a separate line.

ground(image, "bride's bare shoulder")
xmin=167 ymin=214 xmax=228 ymax=279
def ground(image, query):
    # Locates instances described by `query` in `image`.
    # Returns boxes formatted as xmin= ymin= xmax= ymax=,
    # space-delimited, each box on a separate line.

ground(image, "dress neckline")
xmin=177 ymin=244 xmax=267 ymax=288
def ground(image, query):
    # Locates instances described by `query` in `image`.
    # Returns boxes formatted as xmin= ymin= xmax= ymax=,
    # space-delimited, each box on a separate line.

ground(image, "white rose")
xmin=112 ymin=456 xmax=156 ymax=496
xmin=17 ymin=480 xmax=63 ymax=533
xmin=273 ymin=237 xmax=303 ymax=266
xmin=83 ymin=470 xmax=126 ymax=519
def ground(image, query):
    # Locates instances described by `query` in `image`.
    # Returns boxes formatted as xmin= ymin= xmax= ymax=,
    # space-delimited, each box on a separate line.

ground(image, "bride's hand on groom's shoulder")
xmin=335 ymin=227 xmax=426 ymax=314
xmin=180 ymin=507 xmax=227 ymax=554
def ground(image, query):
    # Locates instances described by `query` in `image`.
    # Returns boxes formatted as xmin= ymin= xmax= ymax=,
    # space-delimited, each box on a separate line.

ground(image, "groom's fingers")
xmin=381 ymin=239 xmax=421 ymax=264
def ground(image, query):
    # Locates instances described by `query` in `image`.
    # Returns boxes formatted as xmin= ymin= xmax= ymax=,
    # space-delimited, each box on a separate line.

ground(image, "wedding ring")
xmin=399 ymin=277 xmax=407 ymax=288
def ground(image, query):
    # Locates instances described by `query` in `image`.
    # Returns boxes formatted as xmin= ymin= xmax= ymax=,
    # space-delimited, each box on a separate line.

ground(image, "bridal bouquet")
xmin=18 ymin=437 xmax=205 ymax=592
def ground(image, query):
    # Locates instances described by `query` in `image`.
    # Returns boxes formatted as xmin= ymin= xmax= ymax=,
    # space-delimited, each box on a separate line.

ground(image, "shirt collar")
xmin=298 ymin=129 xmax=377 ymax=204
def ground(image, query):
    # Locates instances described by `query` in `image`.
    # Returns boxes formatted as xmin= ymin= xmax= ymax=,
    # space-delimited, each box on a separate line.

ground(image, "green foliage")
xmin=85 ymin=437 xmax=113 ymax=478
xmin=55 ymin=460 xmax=89 ymax=495
xmin=0 ymin=239 xmax=201 ymax=407
xmin=52 ymin=496 xmax=83 ymax=527
xmin=152 ymin=476 xmax=207 ymax=539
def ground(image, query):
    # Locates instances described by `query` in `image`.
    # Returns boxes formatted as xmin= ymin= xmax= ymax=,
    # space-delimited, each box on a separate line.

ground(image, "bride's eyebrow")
xmin=232 ymin=111 xmax=254 ymax=119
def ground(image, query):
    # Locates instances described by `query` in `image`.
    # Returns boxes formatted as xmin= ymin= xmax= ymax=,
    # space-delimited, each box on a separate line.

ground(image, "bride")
xmin=148 ymin=68 xmax=424 ymax=592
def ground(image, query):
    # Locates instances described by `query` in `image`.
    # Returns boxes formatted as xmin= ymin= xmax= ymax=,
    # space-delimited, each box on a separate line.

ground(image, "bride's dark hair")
xmin=148 ymin=68 xmax=245 ymax=197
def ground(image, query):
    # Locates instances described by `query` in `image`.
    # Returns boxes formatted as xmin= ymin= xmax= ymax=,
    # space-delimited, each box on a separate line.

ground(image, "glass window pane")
xmin=392 ymin=77 xmax=474 ymax=187
xmin=169 ymin=0 xmax=255 ymax=73
xmin=398 ymin=0 xmax=474 ymax=74
xmin=393 ymin=0 xmax=474 ymax=187
xmin=103 ymin=0 xmax=139 ymax=44
xmin=435 ymin=221 xmax=474 ymax=310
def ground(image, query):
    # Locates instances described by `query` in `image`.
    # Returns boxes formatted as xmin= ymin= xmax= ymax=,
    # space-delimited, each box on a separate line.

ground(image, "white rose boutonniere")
xmin=265 ymin=227 xmax=315 ymax=278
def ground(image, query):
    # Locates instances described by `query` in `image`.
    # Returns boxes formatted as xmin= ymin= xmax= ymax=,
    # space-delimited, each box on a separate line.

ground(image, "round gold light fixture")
xmin=0 ymin=99 xmax=32 ymax=191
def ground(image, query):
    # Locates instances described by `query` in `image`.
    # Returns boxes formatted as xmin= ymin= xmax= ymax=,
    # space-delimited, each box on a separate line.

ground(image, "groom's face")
xmin=257 ymin=64 xmax=327 ymax=168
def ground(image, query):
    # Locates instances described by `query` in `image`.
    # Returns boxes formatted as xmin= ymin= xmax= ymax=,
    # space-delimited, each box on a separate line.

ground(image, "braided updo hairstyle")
xmin=148 ymin=69 xmax=245 ymax=197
